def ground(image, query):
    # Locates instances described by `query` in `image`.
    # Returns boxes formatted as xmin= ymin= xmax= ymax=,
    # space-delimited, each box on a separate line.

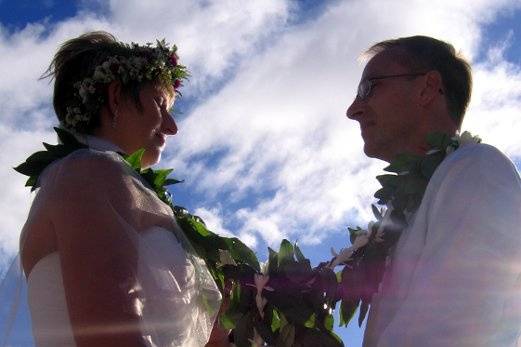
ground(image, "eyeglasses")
xmin=356 ymin=72 xmax=427 ymax=100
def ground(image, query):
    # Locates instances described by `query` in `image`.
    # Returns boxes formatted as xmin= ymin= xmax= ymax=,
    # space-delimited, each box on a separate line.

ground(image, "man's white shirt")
xmin=363 ymin=143 xmax=521 ymax=347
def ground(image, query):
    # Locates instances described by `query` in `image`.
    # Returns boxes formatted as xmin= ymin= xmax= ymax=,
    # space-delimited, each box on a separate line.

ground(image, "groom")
xmin=346 ymin=36 xmax=521 ymax=346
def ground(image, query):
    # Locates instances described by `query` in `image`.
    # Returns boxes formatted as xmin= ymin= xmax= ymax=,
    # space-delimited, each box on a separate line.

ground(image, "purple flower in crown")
xmin=110 ymin=62 xmax=120 ymax=74
xmin=169 ymin=53 xmax=179 ymax=67
xmin=174 ymin=79 xmax=182 ymax=90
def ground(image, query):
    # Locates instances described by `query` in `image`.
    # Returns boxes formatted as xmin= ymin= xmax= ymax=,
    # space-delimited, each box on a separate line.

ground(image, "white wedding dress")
xmin=25 ymin=227 xmax=216 ymax=347
xmin=3 ymin=136 xmax=221 ymax=347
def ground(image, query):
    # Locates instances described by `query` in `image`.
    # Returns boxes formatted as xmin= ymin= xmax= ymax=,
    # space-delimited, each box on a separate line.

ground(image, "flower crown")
xmin=64 ymin=39 xmax=189 ymax=131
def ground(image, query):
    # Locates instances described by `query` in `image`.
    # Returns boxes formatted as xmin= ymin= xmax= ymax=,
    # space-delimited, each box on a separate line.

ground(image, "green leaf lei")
xmin=15 ymin=128 xmax=480 ymax=347
xmin=332 ymin=131 xmax=481 ymax=328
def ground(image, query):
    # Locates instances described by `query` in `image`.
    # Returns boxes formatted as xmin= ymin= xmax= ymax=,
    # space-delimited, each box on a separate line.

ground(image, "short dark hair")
xmin=42 ymin=31 xmax=162 ymax=134
xmin=365 ymin=35 xmax=472 ymax=126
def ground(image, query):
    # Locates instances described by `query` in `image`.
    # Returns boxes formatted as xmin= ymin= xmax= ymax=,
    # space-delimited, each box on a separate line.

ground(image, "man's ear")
xmin=106 ymin=80 xmax=123 ymax=117
xmin=419 ymin=70 xmax=444 ymax=106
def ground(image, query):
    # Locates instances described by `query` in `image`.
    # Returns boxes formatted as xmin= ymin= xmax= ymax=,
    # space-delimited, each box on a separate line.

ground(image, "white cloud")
xmin=0 ymin=125 xmax=54 ymax=260
xmin=192 ymin=207 xmax=258 ymax=248
xmin=193 ymin=206 xmax=234 ymax=237
xmin=106 ymin=0 xmax=293 ymax=93
xmin=0 ymin=16 xmax=114 ymax=261
xmin=466 ymin=41 xmax=521 ymax=156
xmin=169 ymin=0 xmax=521 ymax=247
xmin=0 ymin=0 xmax=293 ymax=259
xmin=1 ymin=0 xmax=521 ymax=263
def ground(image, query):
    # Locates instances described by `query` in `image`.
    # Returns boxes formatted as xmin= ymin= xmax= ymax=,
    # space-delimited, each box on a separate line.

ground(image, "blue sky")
xmin=1 ymin=0 xmax=521 ymax=345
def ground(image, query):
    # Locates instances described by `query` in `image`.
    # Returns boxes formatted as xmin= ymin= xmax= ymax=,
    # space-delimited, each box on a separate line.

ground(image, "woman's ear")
xmin=106 ymin=80 xmax=123 ymax=118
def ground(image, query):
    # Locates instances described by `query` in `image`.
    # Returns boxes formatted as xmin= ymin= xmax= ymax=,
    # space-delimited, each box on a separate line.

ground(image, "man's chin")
xmin=363 ymin=143 xmax=377 ymax=158
xmin=363 ymin=144 xmax=389 ymax=162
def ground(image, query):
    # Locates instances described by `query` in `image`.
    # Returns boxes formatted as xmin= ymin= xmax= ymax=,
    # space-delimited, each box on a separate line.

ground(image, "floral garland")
xmin=15 ymin=129 xmax=480 ymax=346
xmin=64 ymin=39 xmax=188 ymax=131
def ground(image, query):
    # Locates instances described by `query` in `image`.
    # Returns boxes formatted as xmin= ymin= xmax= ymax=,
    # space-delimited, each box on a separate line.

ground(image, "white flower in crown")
xmin=78 ymin=83 xmax=89 ymax=104
xmin=93 ymin=66 xmax=113 ymax=83
xmin=65 ymin=107 xmax=88 ymax=127
xmin=62 ymin=39 xmax=188 ymax=131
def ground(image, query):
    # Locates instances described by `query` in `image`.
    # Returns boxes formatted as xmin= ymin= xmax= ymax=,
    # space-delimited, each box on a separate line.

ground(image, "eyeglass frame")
xmin=356 ymin=72 xmax=428 ymax=101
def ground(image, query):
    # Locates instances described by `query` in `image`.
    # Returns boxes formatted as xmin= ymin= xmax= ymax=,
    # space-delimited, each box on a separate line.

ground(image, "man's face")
xmin=346 ymin=51 xmax=425 ymax=162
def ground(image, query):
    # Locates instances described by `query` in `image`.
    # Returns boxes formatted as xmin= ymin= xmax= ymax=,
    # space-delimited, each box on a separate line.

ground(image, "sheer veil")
xmin=0 ymin=137 xmax=222 ymax=347
xmin=0 ymin=255 xmax=35 ymax=347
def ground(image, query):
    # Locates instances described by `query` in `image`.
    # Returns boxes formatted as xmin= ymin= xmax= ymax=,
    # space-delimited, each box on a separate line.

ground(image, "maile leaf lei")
xmin=122 ymin=149 xmax=345 ymax=347
xmin=14 ymin=127 xmax=88 ymax=190
xmin=15 ymin=127 xmax=480 ymax=346
xmin=15 ymin=128 xmax=342 ymax=347
xmin=331 ymin=131 xmax=481 ymax=328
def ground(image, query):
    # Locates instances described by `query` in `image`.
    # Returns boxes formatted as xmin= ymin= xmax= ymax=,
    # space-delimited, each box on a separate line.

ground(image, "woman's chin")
xmin=142 ymin=149 xmax=162 ymax=168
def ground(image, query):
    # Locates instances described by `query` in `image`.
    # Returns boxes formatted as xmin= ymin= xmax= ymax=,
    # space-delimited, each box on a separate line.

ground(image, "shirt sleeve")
xmin=376 ymin=144 xmax=521 ymax=347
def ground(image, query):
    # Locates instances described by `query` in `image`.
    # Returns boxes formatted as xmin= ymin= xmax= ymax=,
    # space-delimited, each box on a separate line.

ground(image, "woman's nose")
xmin=162 ymin=111 xmax=178 ymax=135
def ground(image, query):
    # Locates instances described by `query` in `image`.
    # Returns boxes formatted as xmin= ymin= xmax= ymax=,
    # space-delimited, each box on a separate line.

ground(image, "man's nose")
xmin=346 ymin=96 xmax=363 ymax=120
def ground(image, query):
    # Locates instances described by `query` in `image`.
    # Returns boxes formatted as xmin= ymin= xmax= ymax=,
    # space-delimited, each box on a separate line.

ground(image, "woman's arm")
xmin=206 ymin=293 xmax=231 ymax=347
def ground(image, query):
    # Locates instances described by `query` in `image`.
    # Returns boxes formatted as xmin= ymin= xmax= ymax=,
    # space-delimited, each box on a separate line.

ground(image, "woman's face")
xmin=117 ymin=83 xmax=177 ymax=167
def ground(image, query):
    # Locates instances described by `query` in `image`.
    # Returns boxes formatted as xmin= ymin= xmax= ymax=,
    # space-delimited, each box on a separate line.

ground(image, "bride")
xmin=6 ymin=31 xmax=228 ymax=347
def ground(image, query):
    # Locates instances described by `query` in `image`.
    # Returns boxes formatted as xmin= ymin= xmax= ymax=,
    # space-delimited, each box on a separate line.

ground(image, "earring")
xmin=112 ymin=110 xmax=119 ymax=129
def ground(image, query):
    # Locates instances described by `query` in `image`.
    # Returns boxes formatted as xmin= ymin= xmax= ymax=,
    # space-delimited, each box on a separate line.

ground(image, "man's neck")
xmin=385 ymin=123 xmax=458 ymax=163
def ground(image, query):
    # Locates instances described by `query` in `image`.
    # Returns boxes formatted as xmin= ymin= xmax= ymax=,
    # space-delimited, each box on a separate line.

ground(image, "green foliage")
xmin=294 ymin=244 xmax=306 ymax=263
xmin=426 ymin=132 xmax=452 ymax=150
xmin=225 ymin=239 xmax=344 ymax=346
xmin=271 ymin=309 xmax=282 ymax=331
xmin=333 ymin=131 xmax=464 ymax=331
xmin=277 ymin=323 xmax=296 ymax=347
xmin=124 ymin=148 xmax=145 ymax=169
xmin=14 ymin=127 xmax=87 ymax=191
xmin=233 ymin=311 xmax=255 ymax=346
xmin=371 ymin=204 xmax=383 ymax=221
xmin=16 ymin=128 xmax=468 ymax=346
xmin=278 ymin=239 xmax=295 ymax=267
xmin=339 ymin=298 xmax=358 ymax=327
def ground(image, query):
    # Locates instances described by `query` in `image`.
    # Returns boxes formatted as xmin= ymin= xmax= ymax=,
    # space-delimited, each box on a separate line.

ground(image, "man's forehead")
xmin=362 ymin=50 xmax=407 ymax=78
